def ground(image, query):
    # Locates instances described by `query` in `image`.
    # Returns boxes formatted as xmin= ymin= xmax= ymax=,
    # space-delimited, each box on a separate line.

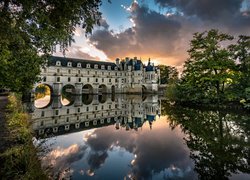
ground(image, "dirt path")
xmin=0 ymin=95 xmax=9 ymax=153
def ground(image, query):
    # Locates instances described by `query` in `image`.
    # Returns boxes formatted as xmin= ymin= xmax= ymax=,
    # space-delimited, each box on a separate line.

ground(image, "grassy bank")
xmin=0 ymin=93 xmax=48 ymax=180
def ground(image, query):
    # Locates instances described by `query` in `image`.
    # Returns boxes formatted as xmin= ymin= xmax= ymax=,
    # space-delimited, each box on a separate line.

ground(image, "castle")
xmin=35 ymin=56 xmax=160 ymax=96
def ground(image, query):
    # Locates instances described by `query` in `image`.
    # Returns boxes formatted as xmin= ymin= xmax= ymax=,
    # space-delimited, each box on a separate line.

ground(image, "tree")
xmin=230 ymin=35 xmax=250 ymax=101
xmin=158 ymin=65 xmax=178 ymax=84
xmin=0 ymin=0 xmax=103 ymax=94
xmin=179 ymin=29 xmax=238 ymax=103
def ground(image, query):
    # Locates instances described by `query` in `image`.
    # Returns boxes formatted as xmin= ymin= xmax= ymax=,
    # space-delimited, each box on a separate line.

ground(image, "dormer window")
xmin=86 ymin=64 xmax=91 ymax=68
xmin=101 ymin=65 xmax=105 ymax=70
xmin=94 ymin=64 xmax=98 ymax=69
xmin=108 ymin=66 xmax=111 ymax=70
xmin=56 ymin=61 xmax=61 ymax=66
xmin=77 ymin=63 xmax=81 ymax=68
xmin=67 ymin=62 xmax=72 ymax=67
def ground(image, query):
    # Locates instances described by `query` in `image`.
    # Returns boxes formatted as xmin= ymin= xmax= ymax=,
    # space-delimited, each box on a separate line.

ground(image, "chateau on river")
xmin=34 ymin=56 xmax=160 ymax=95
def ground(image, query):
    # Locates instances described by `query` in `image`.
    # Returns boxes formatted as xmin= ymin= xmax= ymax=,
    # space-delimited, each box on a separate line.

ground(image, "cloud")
xmin=154 ymin=0 xmax=250 ymax=32
xmin=88 ymin=1 xmax=250 ymax=66
xmin=53 ymin=45 xmax=101 ymax=60
xmin=89 ymin=2 xmax=186 ymax=66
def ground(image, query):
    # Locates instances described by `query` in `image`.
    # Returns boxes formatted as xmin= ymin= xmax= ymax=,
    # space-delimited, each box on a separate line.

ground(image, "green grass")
xmin=0 ymin=93 xmax=48 ymax=180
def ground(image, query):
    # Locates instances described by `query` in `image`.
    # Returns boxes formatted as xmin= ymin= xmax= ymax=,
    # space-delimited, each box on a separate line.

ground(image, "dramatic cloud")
xmin=155 ymin=0 xmax=250 ymax=31
xmin=88 ymin=1 xmax=250 ymax=66
xmin=89 ymin=2 xmax=186 ymax=66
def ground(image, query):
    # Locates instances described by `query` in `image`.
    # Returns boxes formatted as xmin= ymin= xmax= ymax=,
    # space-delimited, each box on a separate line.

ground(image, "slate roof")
xmin=48 ymin=56 xmax=117 ymax=70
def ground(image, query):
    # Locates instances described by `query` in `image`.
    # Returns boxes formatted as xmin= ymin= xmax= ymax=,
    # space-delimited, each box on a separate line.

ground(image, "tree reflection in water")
xmin=162 ymin=101 xmax=250 ymax=180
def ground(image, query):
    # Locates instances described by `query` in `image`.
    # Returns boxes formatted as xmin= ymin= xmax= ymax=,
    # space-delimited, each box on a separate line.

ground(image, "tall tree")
xmin=228 ymin=35 xmax=250 ymax=108
xmin=179 ymin=29 xmax=238 ymax=103
xmin=158 ymin=65 xmax=178 ymax=84
xmin=0 ymin=0 xmax=103 ymax=93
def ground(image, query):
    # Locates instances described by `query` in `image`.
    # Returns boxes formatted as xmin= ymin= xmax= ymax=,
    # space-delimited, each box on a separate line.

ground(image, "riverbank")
xmin=0 ymin=93 xmax=48 ymax=179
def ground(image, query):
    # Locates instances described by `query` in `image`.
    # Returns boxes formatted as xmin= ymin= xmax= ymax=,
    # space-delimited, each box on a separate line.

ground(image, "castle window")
xmin=87 ymin=64 xmax=91 ymax=68
xmin=57 ymin=69 xmax=60 ymax=73
xmin=55 ymin=119 xmax=57 ymax=124
xmin=87 ymin=77 xmax=89 ymax=82
xmin=109 ymin=79 xmax=111 ymax=83
xmin=95 ymin=71 xmax=97 ymax=75
xmin=67 ymin=62 xmax=72 ymax=67
xmin=40 ymin=121 xmax=44 ymax=126
xmin=78 ymin=70 xmax=80 ymax=74
xmin=43 ymin=77 xmax=46 ymax=82
xmin=108 ymin=66 xmax=111 ymax=70
xmin=68 ymin=69 xmax=71 ymax=74
xmin=56 ymin=61 xmax=61 ymax=66
xmin=115 ymin=79 xmax=118 ymax=83
xmin=78 ymin=108 xmax=80 ymax=113
xmin=41 ymin=111 xmax=45 ymax=117
xmin=68 ymin=77 xmax=71 ymax=82
xmin=86 ymin=107 xmax=89 ymax=111
xmin=55 ymin=110 xmax=59 ymax=115
xmin=96 ymin=78 xmax=98 ymax=82
xmin=57 ymin=77 xmax=60 ymax=82
xmin=86 ymin=115 xmax=88 ymax=119
xmin=77 ymin=63 xmax=81 ymax=67
xmin=66 ymin=117 xmax=69 ymax=122
xmin=79 ymin=78 xmax=81 ymax=82
xmin=87 ymin=71 xmax=89 ymax=75
xmin=102 ymin=78 xmax=104 ymax=82
xmin=94 ymin=64 xmax=98 ymax=69
xmin=115 ymin=72 xmax=117 ymax=76
xmin=101 ymin=65 xmax=105 ymax=70
xmin=102 ymin=72 xmax=104 ymax=75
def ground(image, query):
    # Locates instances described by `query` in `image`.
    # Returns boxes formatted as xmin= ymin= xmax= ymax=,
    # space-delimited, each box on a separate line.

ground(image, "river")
xmin=29 ymin=93 xmax=250 ymax=180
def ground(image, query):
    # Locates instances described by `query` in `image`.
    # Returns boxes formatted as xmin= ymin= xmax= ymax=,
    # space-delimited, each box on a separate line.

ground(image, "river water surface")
xmin=29 ymin=93 xmax=250 ymax=180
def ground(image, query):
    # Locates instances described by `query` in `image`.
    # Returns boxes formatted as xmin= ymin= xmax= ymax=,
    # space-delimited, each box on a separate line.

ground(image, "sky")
xmin=54 ymin=0 xmax=250 ymax=68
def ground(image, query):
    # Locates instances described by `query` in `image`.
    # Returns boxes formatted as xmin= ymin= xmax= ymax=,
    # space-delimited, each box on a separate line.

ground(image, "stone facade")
xmin=34 ymin=56 xmax=160 ymax=95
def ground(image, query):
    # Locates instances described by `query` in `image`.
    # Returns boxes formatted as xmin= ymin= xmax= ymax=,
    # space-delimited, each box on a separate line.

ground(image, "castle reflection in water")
xmin=30 ymin=94 xmax=161 ymax=136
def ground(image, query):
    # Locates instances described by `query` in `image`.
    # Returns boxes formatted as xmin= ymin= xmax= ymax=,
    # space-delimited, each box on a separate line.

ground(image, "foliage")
xmin=158 ymin=65 xmax=178 ymax=84
xmin=0 ymin=0 xmax=103 ymax=94
xmin=35 ymin=84 xmax=51 ymax=100
xmin=172 ymin=29 xmax=250 ymax=106
xmin=0 ymin=93 xmax=48 ymax=179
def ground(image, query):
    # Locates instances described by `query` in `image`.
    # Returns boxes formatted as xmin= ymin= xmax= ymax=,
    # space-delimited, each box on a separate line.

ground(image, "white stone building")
xmin=35 ymin=56 xmax=160 ymax=95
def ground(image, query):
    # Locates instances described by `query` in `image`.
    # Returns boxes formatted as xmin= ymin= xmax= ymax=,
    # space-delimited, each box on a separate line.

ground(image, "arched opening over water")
xmin=61 ymin=84 xmax=75 ymax=106
xmin=98 ymin=84 xmax=107 ymax=94
xmin=82 ymin=84 xmax=93 ymax=94
xmin=34 ymin=84 xmax=53 ymax=108
xmin=82 ymin=94 xmax=93 ymax=105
